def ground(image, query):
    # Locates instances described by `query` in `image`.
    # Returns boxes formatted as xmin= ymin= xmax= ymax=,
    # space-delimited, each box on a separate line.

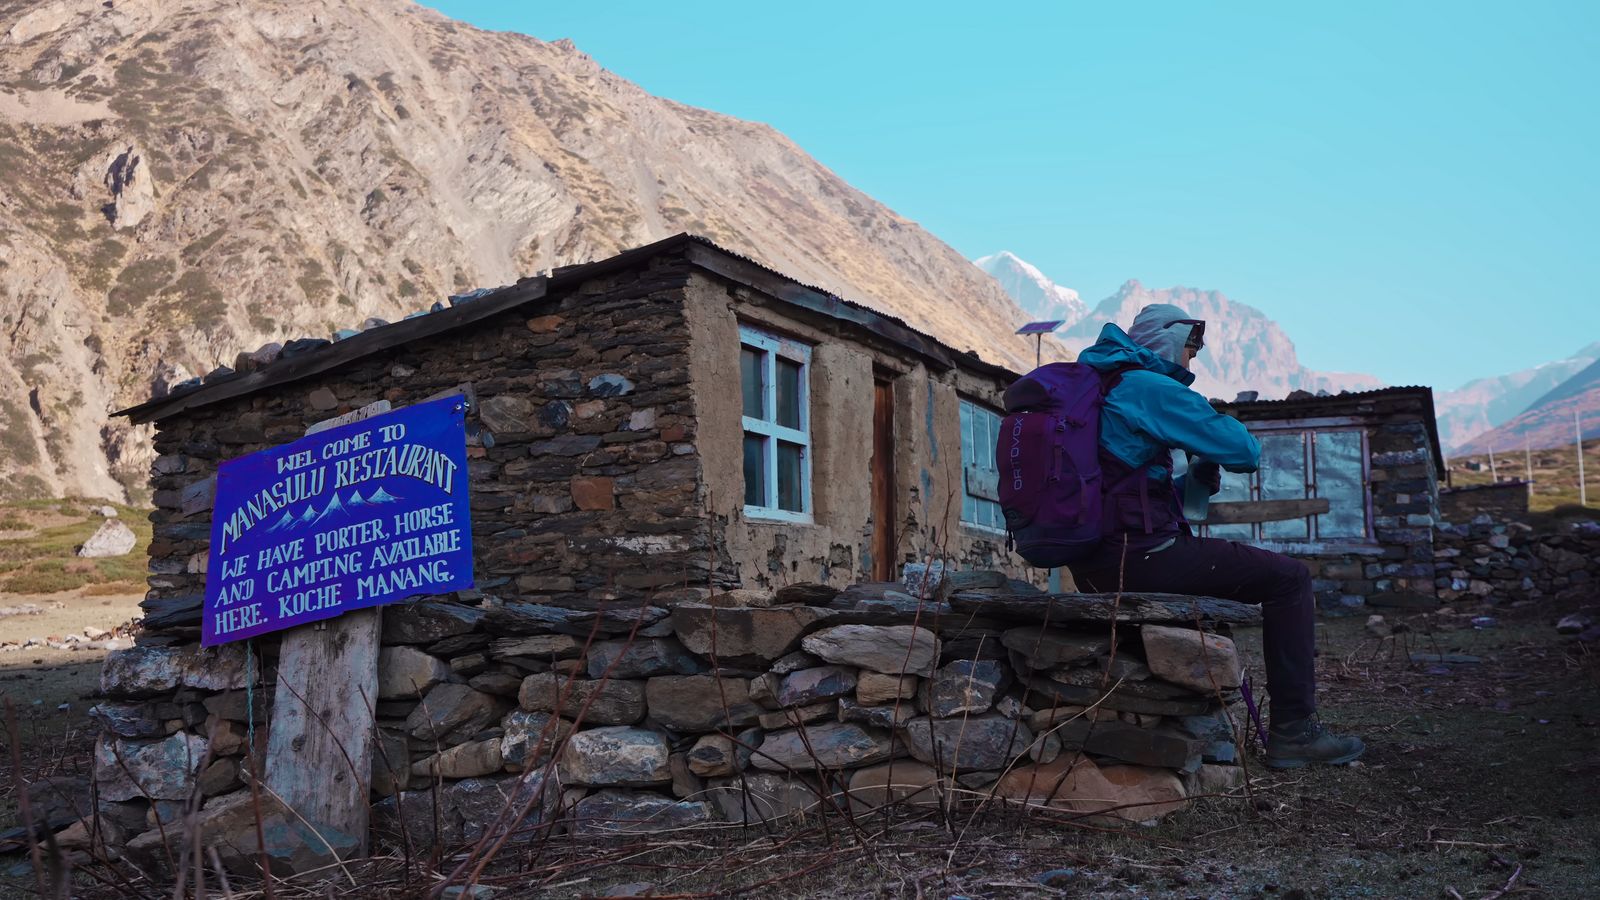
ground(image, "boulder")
xmin=100 ymin=646 xmax=182 ymax=697
xmin=572 ymin=789 xmax=716 ymax=834
xmin=377 ymin=646 xmax=450 ymax=699
xmin=670 ymin=605 xmax=825 ymax=667
xmin=801 ymin=625 xmax=940 ymax=676
xmin=838 ymin=698 xmax=913 ymax=730
xmin=1098 ymin=765 xmax=1188 ymax=824
xmin=752 ymin=722 xmax=896 ymax=771
xmin=405 ymin=683 xmax=508 ymax=744
xmin=500 ymin=710 xmax=574 ymax=768
xmin=777 ymin=666 xmax=857 ymax=707
xmin=903 ymin=715 xmax=1033 ymax=772
xmin=1047 ymin=719 xmax=1202 ymax=770
xmin=846 ymin=761 xmax=943 ymax=814
xmin=94 ymin=733 xmax=209 ymax=801
xmin=758 ymin=702 xmax=836 ymax=730
xmin=449 ymin=772 xmax=561 ymax=843
xmin=707 ymin=772 xmax=837 ymax=823
xmin=1139 ymin=625 xmax=1241 ymax=694
xmin=992 ymin=755 xmax=1116 ymax=816
xmin=774 ymin=583 xmax=841 ymax=605
xmin=1184 ymin=763 xmax=1246 ymax=797
xmin=857 ymin=672 xmax=918 ymax=705
xmin=558 ymin=727 xmax=672 ymax=786
xmin=78 ymin=519 xmax=137 ymax=557
xmin=1001 ymin=627 xmax=1113 ymax=668
xmin=646 ymin=675 xmax=761 ymax=731
xmin=923 ymin=659 xmax=1007 ymax=717
xmin=489 ymin=634 xmax=585 ymax=661
xmin=686 ymin=731 xmax=758 ymax=777
xmin=518 ymin=672 xmax=646 ymax=725
xmin=412 ymin=738 xmax=504 ymax=778
xmin=586 ymin=638 xmax=704 ymax=679
xmin=89 ymin=702 xmax=170 ymax=738
xmin=381 ymin=601 xmax=485 ymax=644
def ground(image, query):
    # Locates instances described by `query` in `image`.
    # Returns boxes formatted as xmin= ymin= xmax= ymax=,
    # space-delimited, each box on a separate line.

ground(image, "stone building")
xmin=1438 ymin=480 xmax=1531 ymax=523
xmin=1200 ymin=387 xmax=1445 ymax=612
xmin=117 ymin=234 xmax=1035 ymax=613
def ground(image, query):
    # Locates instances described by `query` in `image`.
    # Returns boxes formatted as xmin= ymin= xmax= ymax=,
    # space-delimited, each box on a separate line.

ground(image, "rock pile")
xmin=73 ymin=574 xmax=1259 ymax=878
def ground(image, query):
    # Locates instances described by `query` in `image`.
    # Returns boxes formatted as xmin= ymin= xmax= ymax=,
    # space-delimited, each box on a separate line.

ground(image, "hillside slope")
xmin=1458 ymin=358 xmax=1600 ymax=455
xmin=0 ymin=0 xmax=1041 ymax=500
xmin=1435 ymin=343 xmax=1600 ymax=452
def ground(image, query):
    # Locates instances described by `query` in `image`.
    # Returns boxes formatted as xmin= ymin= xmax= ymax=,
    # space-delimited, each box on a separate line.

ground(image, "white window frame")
xmin=958 ymin=397 xmax=1007 ymax=535
xmin=740 ymin=325 xmax=813 ymax=524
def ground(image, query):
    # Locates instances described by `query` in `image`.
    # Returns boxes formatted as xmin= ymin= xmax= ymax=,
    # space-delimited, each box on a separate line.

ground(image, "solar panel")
xmin=1016 ymin=320 xmax=1065 ymax=335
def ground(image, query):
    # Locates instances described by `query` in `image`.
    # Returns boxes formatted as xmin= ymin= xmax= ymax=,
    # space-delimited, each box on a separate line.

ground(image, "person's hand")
xmin=1191 ymin=459 xmax=1223 ymax=495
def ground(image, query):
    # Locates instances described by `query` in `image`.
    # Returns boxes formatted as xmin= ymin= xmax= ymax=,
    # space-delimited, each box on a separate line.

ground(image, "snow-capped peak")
xmin=973 ymin=251 xmax=1087 ymax=325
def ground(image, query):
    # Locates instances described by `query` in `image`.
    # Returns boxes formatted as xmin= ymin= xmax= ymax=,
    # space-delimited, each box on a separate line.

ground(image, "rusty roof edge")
xmin=113 ymin=232 xmax=1021 ymax=423
xmin=113 ymin=274 xmax=553 ymax=423
xmin=1213 ymin=385 xmax=1446 ymax=475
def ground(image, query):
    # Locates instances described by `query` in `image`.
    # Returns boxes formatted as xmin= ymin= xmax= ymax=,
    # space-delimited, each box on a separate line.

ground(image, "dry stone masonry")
xmin=81 ymin=572 xmax=1260 ymax=878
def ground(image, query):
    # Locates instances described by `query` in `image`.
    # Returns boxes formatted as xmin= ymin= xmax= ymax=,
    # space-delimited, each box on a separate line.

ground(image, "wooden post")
xmin=1525 ymin=435 xmax=1533 ymax=503
xmin=261 ymin=404 xmax=390 ymax=866
xmin=1579 ymin=409 xmax=1589 ymax=509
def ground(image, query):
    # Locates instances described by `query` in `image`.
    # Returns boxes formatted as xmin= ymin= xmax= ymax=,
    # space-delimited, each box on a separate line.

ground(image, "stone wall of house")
xmin=1297 ymin=420 xmax=1442 ymax=613
xmin=82 ymin=574 xmax=1253 ymax=880
xmin=1438 ymin=482 xmax=1531 ymax=524
xmin=142 ymin=255 xmax=710 ymax=624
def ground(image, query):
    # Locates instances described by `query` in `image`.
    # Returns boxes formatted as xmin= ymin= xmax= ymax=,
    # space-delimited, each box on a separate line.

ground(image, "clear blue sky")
xmin=422 ymin=1 xmax=1598 ymax=390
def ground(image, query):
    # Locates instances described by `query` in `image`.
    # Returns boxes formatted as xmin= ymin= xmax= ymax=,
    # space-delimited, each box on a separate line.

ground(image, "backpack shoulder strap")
xmin=1098 ymin=363 xmax=1142 ymax=396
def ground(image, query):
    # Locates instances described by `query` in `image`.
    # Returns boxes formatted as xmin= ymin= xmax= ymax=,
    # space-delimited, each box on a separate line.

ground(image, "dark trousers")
xmin=1069 ymin=534 xmax=1317 ymax=724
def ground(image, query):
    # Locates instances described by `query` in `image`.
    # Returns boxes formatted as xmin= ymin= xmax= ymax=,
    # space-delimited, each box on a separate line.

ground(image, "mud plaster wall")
xmin=682 ymin=272 xmax=1042 ymax=589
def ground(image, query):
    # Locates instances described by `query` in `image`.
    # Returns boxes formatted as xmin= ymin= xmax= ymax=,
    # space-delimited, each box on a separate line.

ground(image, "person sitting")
xmin=1068 ymin=303 xmax=1365 ymax=768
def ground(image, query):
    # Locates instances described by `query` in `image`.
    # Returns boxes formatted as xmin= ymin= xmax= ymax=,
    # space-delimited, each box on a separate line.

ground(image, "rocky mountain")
xmin=1058 ymin=280 xmax=1383 ymax=400
xmin=972 ymin=251 xmax=1086 ymax=326
xmin=0 ymin=0 xmax=1047 ymax=501
xmin=1434 ymin=342 xmax=1600 ymax=452
xmin=1456 ymin=357 xmax=1600 ymax=456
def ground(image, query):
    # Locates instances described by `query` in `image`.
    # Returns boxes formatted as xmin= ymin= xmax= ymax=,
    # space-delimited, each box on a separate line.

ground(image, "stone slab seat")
xmin=948 ymin=592 xmax=1262 ymax=627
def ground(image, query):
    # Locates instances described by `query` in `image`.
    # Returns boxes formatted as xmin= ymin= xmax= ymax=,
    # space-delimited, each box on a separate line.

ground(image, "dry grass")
xmin=0 ymin=499 xmax=151 ymax=596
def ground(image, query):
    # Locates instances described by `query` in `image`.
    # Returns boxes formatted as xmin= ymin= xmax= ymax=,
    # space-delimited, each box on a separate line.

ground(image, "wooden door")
xmin=871 ymin=378 xmax=896 ymax=581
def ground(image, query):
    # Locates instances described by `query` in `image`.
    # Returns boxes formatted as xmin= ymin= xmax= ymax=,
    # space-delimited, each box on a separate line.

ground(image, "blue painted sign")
xmin=202 ymin=394 xmax=474 ymax=646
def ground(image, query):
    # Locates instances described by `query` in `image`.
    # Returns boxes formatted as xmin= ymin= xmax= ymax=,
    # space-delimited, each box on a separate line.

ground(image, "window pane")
xmin=740 ymin=347 xmax=765 ymax=420
xmin=743 ymin=433 xmax=767 ymax=506
xmin=777 ymin=441 xmax=804 ymax=512
xmin=1315 ymin=431 xmax=1367 ymax=538
xmin=1260 ymin=433 xmax=1309 ymax=540
xmin=776 ymin=358 xmax=802 ymax=430
xmin=1207 ymin=468 xmax=1255 ymax=541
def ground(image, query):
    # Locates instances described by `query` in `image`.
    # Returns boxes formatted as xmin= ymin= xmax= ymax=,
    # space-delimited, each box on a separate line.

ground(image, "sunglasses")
xmin=1163 ymin=318 xmax=1205 ymax=351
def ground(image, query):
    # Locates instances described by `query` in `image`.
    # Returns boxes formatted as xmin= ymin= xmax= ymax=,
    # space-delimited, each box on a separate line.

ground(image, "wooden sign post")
xmin=261 ymin=401 xmax=392 ymax=865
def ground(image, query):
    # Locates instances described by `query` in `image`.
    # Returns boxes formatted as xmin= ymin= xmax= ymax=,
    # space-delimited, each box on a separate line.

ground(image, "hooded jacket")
xmin=1075 ymin=304 xmax=1260 ymax=540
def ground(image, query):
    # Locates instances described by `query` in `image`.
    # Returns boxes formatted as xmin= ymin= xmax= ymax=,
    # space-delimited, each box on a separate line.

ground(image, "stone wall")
xmin=83 ymin=575 xmax=1253 ymax=879
xmin=1433 ymin=517 xmax=1600 ymax=606
xmin=143 ymin=255 xmax=709 ymax=619
xmin=1438 ymin=481 xmax=1531 ymax=524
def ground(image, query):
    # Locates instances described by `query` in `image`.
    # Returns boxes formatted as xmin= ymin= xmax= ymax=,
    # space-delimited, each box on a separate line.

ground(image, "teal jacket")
xmin=1076 ymin=321 xmax=1261 ymax=485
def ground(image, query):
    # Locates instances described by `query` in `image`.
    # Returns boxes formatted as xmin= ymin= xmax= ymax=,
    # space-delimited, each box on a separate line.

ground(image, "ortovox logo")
xmin=1009 ymin=419 xmax=1024 ymax=491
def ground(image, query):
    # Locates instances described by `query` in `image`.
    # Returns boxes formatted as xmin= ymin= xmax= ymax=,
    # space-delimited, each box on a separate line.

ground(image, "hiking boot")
xmin=1265 ymin=716 xmax=1365 ymax=768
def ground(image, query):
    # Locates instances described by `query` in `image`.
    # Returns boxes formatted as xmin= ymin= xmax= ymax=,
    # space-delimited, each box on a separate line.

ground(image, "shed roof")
xmin=1212 ymin=386 xmax=1446 ymax=474
xmin=114 ymin=233 xmax=1019 ymax=424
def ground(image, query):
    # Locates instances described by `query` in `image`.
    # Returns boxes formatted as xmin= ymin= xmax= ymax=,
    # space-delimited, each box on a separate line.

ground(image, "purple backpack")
xmin=996 ymin=362 xmax=1129 ymax=568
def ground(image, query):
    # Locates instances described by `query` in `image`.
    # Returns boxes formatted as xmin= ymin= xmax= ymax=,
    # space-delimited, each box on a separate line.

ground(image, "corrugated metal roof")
xmin=114 ymin=233 xmax=1019 ymax=423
